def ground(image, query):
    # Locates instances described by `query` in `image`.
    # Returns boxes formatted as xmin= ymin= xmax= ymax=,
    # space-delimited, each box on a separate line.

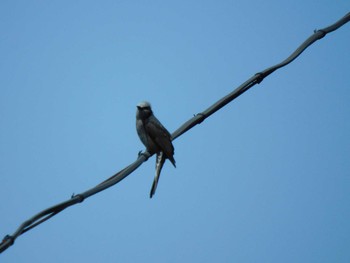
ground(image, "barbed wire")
xmin=1 ymin=12 xmax=349 ymax=254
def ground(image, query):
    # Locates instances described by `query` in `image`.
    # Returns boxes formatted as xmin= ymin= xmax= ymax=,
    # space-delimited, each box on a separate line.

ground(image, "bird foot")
xmin=138 ymin=150 xmax=150 ymax=161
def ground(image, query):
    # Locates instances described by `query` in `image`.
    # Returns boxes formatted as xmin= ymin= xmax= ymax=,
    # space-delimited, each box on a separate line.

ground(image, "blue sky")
xmin=1 ymin=1 xmax=349 ymax=262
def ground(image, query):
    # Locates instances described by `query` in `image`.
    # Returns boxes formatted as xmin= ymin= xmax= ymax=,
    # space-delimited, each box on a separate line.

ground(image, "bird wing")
xmin=144 ymin=117 xmax=176 ymax=167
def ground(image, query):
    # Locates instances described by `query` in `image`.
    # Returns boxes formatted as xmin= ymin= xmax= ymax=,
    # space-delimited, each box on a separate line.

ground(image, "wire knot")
xmin=71 ymin=193 xmax=85 ymax=203
xmin=2 ymin=235 xmax=14 ymax=246
xmin=255 ymin=72 xmax=265 ymax=84
xmin=196 ymin=113 xmax=206 ymax=124
xmin=317 ymin=29 xmax=326 ymax=38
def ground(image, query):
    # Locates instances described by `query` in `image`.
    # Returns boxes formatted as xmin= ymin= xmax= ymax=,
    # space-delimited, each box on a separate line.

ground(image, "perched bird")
xmin=136 ymin=101 xmax=176 ymax=198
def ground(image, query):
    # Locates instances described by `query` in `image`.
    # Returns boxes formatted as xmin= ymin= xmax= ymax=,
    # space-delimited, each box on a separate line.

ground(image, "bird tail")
xmin=150 ymin=152 xmax=166 ymax=198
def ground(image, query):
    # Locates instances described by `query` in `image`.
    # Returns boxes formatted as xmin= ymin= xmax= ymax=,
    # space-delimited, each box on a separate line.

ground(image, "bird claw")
xmin=138 ymin=150 xmax=151 ymax=161
xmin=138 ymin=150 xmax=147 ymax=159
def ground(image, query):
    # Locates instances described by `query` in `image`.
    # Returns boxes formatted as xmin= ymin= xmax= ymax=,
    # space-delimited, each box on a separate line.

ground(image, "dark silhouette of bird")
xmin=136 ymin=101 xmax=176 ymax=198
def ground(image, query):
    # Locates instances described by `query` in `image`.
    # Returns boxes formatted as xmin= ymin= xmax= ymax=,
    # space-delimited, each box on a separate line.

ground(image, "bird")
xmin=136 ymin=101 xmax=176 ymax=198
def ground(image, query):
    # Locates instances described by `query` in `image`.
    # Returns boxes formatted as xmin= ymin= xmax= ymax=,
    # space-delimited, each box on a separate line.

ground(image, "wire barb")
xmin=1 ymin=12 xmax=349 ymax=254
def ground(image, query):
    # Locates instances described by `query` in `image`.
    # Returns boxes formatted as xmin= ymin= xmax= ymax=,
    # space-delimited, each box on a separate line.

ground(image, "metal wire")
xmin=1 ymin=12 xmax=349 ymax=254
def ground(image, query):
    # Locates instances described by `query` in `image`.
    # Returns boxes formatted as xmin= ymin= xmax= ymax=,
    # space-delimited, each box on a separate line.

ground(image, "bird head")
xmin=136 ymin=101 xmax=153 ymax=119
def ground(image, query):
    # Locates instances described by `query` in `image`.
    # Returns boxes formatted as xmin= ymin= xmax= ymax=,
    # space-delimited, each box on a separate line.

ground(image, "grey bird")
xmin=136 ymin=101 xmax=176 ymax=198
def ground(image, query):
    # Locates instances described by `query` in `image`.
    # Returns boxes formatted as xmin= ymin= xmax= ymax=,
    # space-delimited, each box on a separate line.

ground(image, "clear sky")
xmin=1 ymin=1 xmax=349 ymax=262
